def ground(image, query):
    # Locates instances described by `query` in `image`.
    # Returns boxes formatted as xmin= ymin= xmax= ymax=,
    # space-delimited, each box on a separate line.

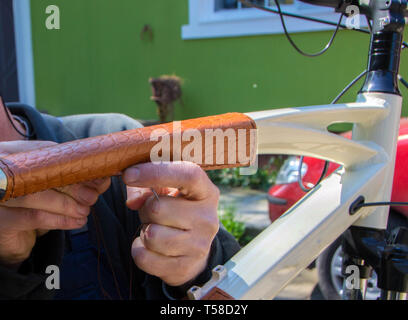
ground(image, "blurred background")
xmin=2 ymin=0 xmax=407 ymax=125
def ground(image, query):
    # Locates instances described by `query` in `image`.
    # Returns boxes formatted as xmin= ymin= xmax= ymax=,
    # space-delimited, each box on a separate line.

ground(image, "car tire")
xmin=316 ymin=236 xmax=343 ymax=300
xmin=316 ymin=210 xmax=408 ymax=300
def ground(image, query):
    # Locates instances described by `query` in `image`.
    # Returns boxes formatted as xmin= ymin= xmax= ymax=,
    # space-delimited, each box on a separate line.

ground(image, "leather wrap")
xmin=0 ymin=113 xmax=256 ymax=201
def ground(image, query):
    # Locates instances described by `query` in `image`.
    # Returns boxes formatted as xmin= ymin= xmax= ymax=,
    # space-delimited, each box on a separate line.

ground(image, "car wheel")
xmin=317 ymin=210 xmax=407 ymax=300
xmin=316 ymin=237 xmax=343 ymax=300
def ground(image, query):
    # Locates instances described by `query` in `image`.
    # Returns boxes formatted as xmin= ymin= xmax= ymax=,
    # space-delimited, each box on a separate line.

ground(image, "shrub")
xmin=218 ymin=205 xmax=246 ymax=244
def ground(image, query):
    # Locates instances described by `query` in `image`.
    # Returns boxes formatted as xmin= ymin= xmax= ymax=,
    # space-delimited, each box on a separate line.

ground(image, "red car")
xmin=267 ymin=118 xmax=408 ymax=300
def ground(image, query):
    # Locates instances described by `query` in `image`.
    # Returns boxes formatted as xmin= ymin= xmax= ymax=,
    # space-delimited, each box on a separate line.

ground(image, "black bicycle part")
xmin=359 ymin=0 xmax=407 ymax=95
xmin=360 ymin=31 xmax=403 ymax=95
xmin=342 ymin=226 xmax=408 ymax=298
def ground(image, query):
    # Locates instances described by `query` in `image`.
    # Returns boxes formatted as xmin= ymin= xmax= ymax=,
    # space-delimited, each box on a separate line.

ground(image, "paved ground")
xmin=218 ymin=187 xmax=271 ymax=232
xmin=219 ymin=187 xmax=324 ymax=300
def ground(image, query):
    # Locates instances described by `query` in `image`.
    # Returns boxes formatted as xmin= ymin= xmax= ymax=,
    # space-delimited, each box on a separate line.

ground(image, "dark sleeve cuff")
xmin=0 ymin=230 xmax=64 ymax=300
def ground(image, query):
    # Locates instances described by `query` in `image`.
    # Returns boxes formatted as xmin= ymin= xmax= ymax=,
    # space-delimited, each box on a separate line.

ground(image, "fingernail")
xmin=125 ymin=167 xmax=140 ymax=184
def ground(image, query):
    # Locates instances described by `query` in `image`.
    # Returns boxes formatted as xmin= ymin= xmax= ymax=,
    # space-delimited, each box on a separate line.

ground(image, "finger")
xmin=131 ymin=237 xmax=191 ymax=285
xmin=138 ymin=195 xmax=219 ymax=232
xmin=82 ymin=177 xmax=111 ymax=194
xmin=55 ymin=184 xmax=100 ymax=207
xmin=126 ymin=187 xmax=152 ymax=211
xmin=126 ymin=186 xmax=176 ymax=211
xmin=0 ymin=207 xmax=87 ymax=231
xmin=56 ymin=178 xmax=111 ymax=206
xmin=2 ymin=189 xmax=90 ymax=218
xmin=0 ymin=140 xmax=57 ymax=157
xmin=123 ymin=162 xmax=216 ymax=201
xmin=140 ymin=223 xmax=209 ymax=257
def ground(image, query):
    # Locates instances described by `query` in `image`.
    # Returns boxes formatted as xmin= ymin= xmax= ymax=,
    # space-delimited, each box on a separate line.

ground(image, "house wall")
xmin=30 ymin=0 xmax=408 ymax=127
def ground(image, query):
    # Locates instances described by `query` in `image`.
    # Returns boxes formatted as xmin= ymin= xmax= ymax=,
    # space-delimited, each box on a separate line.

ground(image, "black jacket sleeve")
xmin=0 ymin=112 xmax=144 ymax=300
xmin=0 ymin=231 xmax=65 ymax=299
xmin=0 ymin=109 xmax=241 ymax=300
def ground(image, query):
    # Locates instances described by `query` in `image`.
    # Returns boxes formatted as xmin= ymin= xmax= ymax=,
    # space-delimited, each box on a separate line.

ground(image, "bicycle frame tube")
xmin=188 ymin=91 xmax=402 ymax=300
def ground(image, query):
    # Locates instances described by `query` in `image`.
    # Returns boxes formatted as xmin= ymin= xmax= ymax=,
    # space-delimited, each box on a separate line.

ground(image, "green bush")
xmin=218 ymin=205 xmax=246 ymax=244
xmin=208 ymin=155 xmax=284 ymax=191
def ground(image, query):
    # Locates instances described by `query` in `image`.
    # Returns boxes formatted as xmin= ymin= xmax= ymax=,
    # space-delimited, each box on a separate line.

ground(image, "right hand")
xmin=0 ymin=141 xmax=111 ymax=269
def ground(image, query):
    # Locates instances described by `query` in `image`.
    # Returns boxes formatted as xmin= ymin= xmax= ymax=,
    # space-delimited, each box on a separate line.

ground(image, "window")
xmin=182 ymin=0 xmax=345 ymax=40
xmin=215 ymin=0 xmax=294 ymax=11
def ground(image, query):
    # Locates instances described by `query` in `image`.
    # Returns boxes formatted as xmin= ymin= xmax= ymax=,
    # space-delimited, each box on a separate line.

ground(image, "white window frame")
xmin=182 ymin=0 xmax=357 ymax=40
xmin=13 ymin=0 xmax=36 ymax=107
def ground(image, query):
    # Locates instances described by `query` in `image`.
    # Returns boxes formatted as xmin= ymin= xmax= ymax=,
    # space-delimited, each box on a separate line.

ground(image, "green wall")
xmin=30 ymin=0 xmax=408 ymax=124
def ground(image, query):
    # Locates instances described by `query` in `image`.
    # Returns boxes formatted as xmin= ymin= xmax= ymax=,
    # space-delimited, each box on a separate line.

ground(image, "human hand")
xmin=123 ymin=161 xmax=220 ymax=286
xmin=0 ymin=141 xmax=111 ymax=269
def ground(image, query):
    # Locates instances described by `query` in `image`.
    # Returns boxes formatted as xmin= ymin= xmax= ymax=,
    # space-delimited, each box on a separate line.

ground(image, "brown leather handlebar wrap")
xmin=201 ymin=287 xmax=235 ymax=300
xmin=0 ymin=112 xmax=256 ymax=202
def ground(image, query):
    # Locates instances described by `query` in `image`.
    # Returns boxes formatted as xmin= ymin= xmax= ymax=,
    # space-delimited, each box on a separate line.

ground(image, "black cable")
xmin=398 ymin=74 xmax=408 ymax=89
xmin=0 ymin=95 xmax=33 ymax=139
xmin=350 ymin=196 xmax=408 ymax=215
xmin=238 ymin=1 xmax=408 ymax=50
xmin=359 ymin=202 xmax=408 ymax=208
xmin=331 ymin=69 xmax=368 ymax=104
xmin=274 ymin=0 xmax=344 ymax=57
xmin=298 ymin=156 xmax=330 ymax=192
xmin=239 ymin=0 xmax=368 ymax=34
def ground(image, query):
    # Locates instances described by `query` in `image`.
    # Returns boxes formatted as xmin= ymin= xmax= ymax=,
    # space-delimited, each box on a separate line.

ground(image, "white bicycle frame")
xmin=188 ymin=91 xmax=402 ymax=300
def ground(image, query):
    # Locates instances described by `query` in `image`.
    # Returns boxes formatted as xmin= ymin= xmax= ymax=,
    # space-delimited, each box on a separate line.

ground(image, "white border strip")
xmin=13 ymin=0 xmax=36 ymax=107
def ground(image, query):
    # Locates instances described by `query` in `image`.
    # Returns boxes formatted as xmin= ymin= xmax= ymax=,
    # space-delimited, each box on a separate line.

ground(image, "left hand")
xmin=123 ymin=161 xmax=220 ymax=287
